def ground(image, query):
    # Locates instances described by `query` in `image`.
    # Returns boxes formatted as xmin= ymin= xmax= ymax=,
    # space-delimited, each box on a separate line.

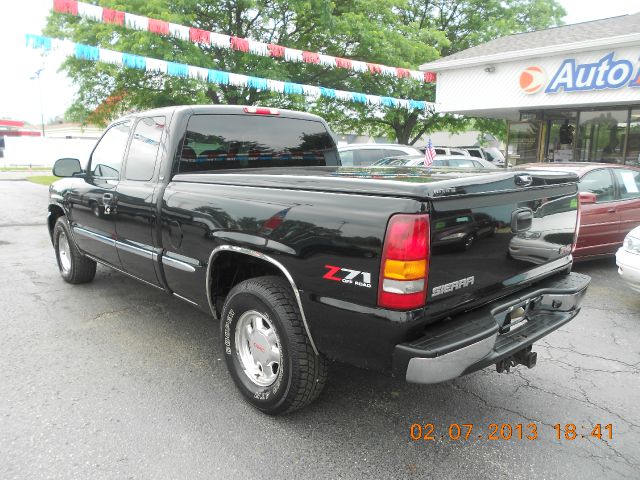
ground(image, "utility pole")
xmin=30 ymin=68 xmax=45 ymax=137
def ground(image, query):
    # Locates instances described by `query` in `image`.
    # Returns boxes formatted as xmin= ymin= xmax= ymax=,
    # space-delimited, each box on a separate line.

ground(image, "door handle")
xmin=607 ymin=208 xmax=616 ymax=213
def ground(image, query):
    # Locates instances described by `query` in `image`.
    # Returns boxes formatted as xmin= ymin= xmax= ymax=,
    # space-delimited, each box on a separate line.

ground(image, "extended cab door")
xmin=114 ymin=116 xmax=167 ymax=286
xmin=69 ymin=121 xmax=131 ymax=267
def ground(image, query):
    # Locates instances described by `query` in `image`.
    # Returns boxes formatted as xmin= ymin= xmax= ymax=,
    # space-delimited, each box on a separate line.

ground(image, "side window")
xmin=468 ymin=149 xmax=482 ymax=158
xmin=90 ymin=121 xmax=131 ymax=179
xmin=613 ymin=169 xmax=640 ymax=199
xmin=125 ymin=116 xmax=166 ymax=181
xmin=339 ymin=150 xmax=354 ymax=166
xmin=354 ymin=149 xmax=384 ymax=166
xmin=384 ymin=149 xmax=406 ymax=159
xmin=579 ymin=169 xmax=615 ymax=203
xmin=450 ymin=159 xmax=476 ymax=168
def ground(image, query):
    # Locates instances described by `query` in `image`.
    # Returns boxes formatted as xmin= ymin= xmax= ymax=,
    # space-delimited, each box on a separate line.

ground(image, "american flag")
xmin=424 ymin=138 xmax=436 ymax=167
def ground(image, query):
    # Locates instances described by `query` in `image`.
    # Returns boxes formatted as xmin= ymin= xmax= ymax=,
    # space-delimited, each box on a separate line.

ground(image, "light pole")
xmin=30 ymin=68 xmax=45 ymax=137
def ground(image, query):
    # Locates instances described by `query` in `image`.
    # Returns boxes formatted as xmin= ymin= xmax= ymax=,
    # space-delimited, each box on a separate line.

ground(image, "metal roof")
xmin=421 ymin=13 xmax=640 ymax=70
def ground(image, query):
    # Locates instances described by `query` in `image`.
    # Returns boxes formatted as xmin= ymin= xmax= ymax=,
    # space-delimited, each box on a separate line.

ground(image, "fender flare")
xmin=205 ymin=245 xmax=319 ymax=355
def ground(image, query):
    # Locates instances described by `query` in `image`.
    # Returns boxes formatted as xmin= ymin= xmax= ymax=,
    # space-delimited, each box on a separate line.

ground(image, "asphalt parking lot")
xmin=1 ymin=180 xmax=639 ymax=479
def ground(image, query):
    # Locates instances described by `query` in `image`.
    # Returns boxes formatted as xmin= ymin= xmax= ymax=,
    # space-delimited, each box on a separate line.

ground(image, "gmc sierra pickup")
xmin=48 ymin=105 xmax=590 ymax=414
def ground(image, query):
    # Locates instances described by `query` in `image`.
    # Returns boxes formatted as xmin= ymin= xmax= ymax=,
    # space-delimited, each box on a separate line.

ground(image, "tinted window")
xmin=613 ymin=169 xmax=640 ymax=199
xmin=125 ymin=116 xmax=165 ymax=181
xmin=579 ymin=169 xmax=615 ymax=202
xmin=353 ymin=149 xmax=386 ymax=166
xmin=450 ymin=150 xmax=465 ymax=156
xmin=339 ymin=150 xmax=354 ymax=166
xmin=467 ymin=149 xmax=482 ymax=158
xmin=449 ymin=159 xmax=476 ymax=168
xmin=91 ymin=121 xmax=131 ymax=179
xmin=435 ymin=148 xmax=445 ymax=155
xmin=179 ymin=115 xmax=338 ymax=172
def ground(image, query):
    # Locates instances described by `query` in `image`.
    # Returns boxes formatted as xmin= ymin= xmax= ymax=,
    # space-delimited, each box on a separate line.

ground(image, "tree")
xmin=45 ymin=0 xmax=565 ymax=143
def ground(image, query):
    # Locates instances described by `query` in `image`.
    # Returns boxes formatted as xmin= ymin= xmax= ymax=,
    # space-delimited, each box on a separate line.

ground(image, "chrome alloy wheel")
xmin=58 ymin=231 xmax=72 ymax=274
xmin=235 ymin=310 xmax=281 ymax=387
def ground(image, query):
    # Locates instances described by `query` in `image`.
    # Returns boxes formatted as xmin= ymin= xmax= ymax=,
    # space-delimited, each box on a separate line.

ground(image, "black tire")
xmin=53 ymin=217 xmax=97 ymax=284
xmin=221 ymin=275 xmax=328 ymax=415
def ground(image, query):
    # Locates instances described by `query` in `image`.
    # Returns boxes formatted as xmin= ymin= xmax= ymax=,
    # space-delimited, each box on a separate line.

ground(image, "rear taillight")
xmin=378 ymin=214 xmax=430 ymax=310
xmin=243 ymin=106 xmax=280 ymax=115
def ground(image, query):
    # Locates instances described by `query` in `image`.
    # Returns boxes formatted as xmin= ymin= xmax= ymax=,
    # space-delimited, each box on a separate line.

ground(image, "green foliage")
xmin=45 ymin=0 xmax=564 ymax=141
xmin=27 ymin=175 xmax=58 ymax=186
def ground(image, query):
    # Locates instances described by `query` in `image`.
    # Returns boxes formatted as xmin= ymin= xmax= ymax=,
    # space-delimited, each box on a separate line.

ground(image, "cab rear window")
xmin=178 ymin=114 xmax=339 ymax=172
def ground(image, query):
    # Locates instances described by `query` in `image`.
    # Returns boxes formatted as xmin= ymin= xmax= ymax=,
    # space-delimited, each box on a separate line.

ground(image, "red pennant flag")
xmin=231 ymin=37 xmax=250 ymax=52
xmin=148 ymin=19 xmax=170 ymax=35
xmin=102 ymin=8 xmax=124 ymax=26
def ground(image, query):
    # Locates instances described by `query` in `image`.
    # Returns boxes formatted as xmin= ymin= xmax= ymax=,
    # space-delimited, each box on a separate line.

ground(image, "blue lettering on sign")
xmin=545 ymin=53 xmax=635 ymax=93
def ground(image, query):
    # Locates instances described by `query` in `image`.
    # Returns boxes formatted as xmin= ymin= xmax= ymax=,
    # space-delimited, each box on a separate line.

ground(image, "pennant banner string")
xmin=25 ymin=34 xmax=435 ymax=111
xmin=52 ymin=0 xmax=437 ymax=84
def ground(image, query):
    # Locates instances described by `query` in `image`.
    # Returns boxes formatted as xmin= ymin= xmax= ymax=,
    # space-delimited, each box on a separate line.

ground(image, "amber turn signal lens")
xmin=383 ymin=259 xmax=427 ymax=280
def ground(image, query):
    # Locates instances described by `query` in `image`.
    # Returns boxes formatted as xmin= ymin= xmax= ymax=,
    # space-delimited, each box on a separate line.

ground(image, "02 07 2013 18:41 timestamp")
xmin=409 ymin=423 xmax=613 ymax=441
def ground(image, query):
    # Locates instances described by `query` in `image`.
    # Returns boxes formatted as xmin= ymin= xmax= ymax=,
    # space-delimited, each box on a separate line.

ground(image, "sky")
xmin=0 ymin=0 xmax=638 ymax=125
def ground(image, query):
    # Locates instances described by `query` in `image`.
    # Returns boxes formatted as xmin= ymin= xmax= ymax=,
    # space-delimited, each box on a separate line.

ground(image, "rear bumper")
xmin=392 ymin=272 xmax=590 ymax=384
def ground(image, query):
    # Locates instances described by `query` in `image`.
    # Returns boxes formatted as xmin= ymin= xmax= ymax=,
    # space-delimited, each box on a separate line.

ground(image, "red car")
xmin=521 ymin=163 xmax=640 ymax=260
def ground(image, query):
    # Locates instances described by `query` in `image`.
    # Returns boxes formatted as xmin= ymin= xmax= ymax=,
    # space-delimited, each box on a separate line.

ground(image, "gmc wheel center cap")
xmin=249 ymin=331 xmax=269 ymax=362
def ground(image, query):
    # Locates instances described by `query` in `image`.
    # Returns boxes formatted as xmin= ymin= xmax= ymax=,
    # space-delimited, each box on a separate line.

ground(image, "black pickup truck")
xmin=48 ymin=105 xmax=590 ymax=414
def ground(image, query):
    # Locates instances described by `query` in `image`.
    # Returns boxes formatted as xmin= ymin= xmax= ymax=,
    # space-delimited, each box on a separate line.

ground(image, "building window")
xmin=626 ymin=109 xmax=640 ymax=167
xmin=576 ymin=110 xmax=628 ymax=164
xmin=507 ymin=122 xmax=540 ymax=164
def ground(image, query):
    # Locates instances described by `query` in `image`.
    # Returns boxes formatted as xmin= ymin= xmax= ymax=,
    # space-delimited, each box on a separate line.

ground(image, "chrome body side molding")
xmin=162 ymin=254 xmax=197 ymax=272
xmin=206 ymin=245 xmax=319 ymax=356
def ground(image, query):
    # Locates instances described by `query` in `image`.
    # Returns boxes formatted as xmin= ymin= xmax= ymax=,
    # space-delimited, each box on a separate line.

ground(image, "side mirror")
xmin=53 ymin=158 xmax=83 ymax=177
xmin=578 ymin=191 xmax=597 ymax=205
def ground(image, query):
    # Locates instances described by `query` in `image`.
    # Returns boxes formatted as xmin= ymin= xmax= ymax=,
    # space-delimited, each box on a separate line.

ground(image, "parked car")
xmin=338 ymin=143 xmax=421 ymax=166
xmin=373 ymin=154 xmax=499 ymax=169
xmin=432 ymin=211 xmax=497 ymax=251
xmin=48 ymin=105 xmax=590 ymax=414
xmin=616 ymin=226 xmax=640 ymax=293
xmin=519 ymin=163 xmax=640 ymax=260
xmin=463 ymin=146 xmax=507 ymax=165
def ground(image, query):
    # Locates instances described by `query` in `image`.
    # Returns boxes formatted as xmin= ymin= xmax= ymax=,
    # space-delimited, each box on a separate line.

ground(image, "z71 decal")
xmin=323 ymin=265 xmax=372 ymax=288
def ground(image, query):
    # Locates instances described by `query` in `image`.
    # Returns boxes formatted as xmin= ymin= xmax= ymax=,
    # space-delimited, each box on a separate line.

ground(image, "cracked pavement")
xmin=1 ymin=181 xmax=639 ymax=479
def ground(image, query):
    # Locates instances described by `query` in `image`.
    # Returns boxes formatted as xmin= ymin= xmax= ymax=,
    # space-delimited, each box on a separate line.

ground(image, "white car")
xmin=338 ymin=143 xmax=422 ymax=166
xmin=372 ymin=154 xmax=499 ymax=169
xmin=616 ymin=226 xmax=640 ymax=293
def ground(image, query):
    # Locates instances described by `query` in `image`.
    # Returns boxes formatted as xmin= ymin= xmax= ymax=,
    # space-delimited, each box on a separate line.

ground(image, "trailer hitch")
xmin=496 ymin=346 xmax=538 ymax=373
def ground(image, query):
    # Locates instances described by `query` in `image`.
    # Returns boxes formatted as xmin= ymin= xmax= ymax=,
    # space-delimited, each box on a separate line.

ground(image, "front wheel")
xmin=53 ymin=217 xmax=97 ymax=284
xmin=221 ymin=276 xmax=328 ymax=415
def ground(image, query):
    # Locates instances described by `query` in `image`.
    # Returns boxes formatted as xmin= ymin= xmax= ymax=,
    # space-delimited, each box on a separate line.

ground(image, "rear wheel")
xmin=221 ymin=276 xmax=328 ymax=415
xmin=53 ymin=217 xmax=96 ymax=284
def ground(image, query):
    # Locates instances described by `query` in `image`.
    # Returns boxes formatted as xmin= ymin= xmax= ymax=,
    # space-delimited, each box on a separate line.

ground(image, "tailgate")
xmin=425 ymin=170 xmax=579 ymax=318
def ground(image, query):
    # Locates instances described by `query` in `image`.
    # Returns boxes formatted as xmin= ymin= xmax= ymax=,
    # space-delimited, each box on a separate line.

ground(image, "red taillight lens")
xmin=378 ymin=214 xmax=430 ymax=310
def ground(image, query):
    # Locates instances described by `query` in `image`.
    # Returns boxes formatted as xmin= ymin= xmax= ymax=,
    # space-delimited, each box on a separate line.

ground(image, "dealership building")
xmin=420 ymin=13 xmax=640 ymax=165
